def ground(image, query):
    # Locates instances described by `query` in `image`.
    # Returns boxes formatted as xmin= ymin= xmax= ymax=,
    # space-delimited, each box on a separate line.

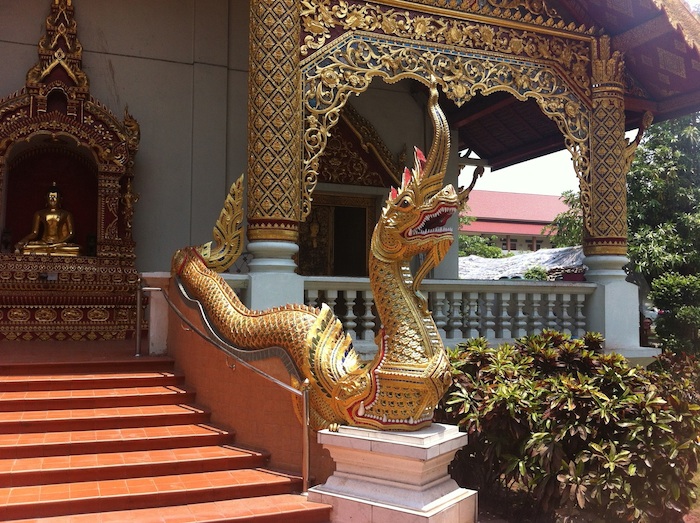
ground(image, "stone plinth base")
xmin=308 ymin=424 xmax=477 ymax=523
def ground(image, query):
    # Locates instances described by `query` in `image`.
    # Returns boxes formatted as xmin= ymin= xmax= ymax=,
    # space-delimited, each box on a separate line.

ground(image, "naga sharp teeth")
xmin=382 ymin=413 xmax=388 ymax=423
xmin=358 ymin=401 xmax=365 ymax=416
xmin=409 ymin=416 xmax=414 ymax=424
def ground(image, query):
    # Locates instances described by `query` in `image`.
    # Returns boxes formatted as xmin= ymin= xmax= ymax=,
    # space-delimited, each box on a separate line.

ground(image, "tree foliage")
xmin=627 ymin=112 xmax=700 ymax=351
xmin=542 ymin=190 xmax=583 ymax=247
xmin=627 ymin=112 xmax=700 ymax=281
xmin=458 ymin=212 xmax=506 ymax=258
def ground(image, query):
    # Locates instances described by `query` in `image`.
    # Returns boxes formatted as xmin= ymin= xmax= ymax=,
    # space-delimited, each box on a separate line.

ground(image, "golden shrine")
xmin=0 ymin=0 xmax=140 ymax=341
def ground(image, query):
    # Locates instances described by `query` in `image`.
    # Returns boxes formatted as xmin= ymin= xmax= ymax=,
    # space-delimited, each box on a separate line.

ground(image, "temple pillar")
xmin=432 ymin=127 xmax=461 ymax=280
xmin=245 ymin=0 xmax=304 ymax=309
xmin=583 ymin=37 xmax=655 ymax=360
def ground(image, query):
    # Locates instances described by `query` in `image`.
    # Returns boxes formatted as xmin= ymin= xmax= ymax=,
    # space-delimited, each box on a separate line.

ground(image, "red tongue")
xmin=424 ymin=211 xmax=450 ymax=230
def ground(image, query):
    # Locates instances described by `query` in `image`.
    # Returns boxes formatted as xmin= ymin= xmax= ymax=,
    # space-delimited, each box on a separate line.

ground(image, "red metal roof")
xmin=463 ymin=190 xmax=569 ymax=223
xmin=461 ymin=221 xmax=551 ymax=236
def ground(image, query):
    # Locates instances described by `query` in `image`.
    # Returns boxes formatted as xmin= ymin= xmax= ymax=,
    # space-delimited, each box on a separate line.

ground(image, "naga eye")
xmin=398 ymin=197 xmax=411 ymax=209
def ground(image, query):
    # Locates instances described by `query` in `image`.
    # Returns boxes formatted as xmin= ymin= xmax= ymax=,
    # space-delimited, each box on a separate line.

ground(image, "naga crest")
xmin=372 ymin=83 xmax=471 ymax=294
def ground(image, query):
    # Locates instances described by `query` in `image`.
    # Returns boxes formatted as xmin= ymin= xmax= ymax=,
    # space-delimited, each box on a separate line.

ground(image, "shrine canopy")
xmin=448 ymin=0 xmax=700 ymax=170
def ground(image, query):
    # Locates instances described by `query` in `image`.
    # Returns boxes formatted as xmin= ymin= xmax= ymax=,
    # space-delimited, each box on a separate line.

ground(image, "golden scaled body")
xmin=172 ymin=85 xmax=474 ymax=431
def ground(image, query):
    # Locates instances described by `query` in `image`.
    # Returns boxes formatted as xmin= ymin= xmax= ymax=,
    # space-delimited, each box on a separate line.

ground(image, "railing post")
xmin=301 ymin=378 xmax=311 ymax=493
xmin=135 ymin=277 xmax=143 ymax=357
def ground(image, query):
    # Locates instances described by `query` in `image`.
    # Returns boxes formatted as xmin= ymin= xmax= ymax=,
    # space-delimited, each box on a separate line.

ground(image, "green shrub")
xmin=439 ymin=331 xmax=700 ymax=522
xmin=524 ymin=265 xmax=549 ymax=281
xmin=649 ymin=272 xmax=700 ymax=353
xmin=458 ymin=234 xmax=507 ymax=258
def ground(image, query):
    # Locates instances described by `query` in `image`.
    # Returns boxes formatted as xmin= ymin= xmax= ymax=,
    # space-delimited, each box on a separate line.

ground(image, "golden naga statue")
xmin=15 ymin=183 xmax=80 ymax=256
xmin=172 ymin=84 xmax=476 ymax=431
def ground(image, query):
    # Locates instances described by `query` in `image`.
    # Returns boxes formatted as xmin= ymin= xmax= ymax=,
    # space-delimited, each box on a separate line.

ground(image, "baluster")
xmin=467 ymin=292 xmax=480 ymax=338
xmin=306 ymin=289 xmax=319 ymax=309
xmin=500 ymin=292 xmax=512 ymax=339
xmin=325 ymin=289 xmax=338 ymax=318
xmin=559 ymin=294 xmax=573 ymax=335
xmin=530 ymin=293 xmax=544 ymax=333
xmin=360 ymin=290 xmax=376 ymax=342
xmin=546 ymin=293 xmax=559 ymax=331
xmin=484 ymin=292 xmax=496 ymax=340
xmin=514 ymin=292 xmax=528 ymax=338
xmin=574 ymin=293 xmax=587 ymax=338
xmin=448 ymin=291 xmax=464 ymax=340
xmin=343 ymin=290 xmax=357 ymax=340
xmin=433 ymin=291 xmax=447 ymax=339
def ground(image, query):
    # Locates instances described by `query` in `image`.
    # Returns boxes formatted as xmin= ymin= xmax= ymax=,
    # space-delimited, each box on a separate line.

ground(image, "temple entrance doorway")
xmin=298 ymin=193 xmax=377 ymax=277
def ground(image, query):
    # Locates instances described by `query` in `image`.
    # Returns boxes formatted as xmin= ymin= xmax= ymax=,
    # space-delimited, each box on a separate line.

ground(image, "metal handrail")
xmin=134 ymin=283 xmax=311 ymax=493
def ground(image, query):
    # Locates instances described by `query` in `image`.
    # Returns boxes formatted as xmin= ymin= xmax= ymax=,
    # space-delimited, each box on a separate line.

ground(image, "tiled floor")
xmin=0 ymin=340 xmax=331 ymax=522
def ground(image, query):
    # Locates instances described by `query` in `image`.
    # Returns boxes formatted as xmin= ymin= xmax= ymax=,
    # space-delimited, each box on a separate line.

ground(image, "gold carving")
xmin=583 ymin=36 xmax=630 ymax=255
xmin=196 ymin=176 xmax=245 ymax=273
xmin=8 ymin=309 xmax=30 ymax=322
xmin=591 ymin=36 xmax=624 ymax=87
xmin=26 ymin=0 xmax=88 ymax=94
xmin=87 ymin=308 xmax=109 ymax=322
xmin=247 ymin=0 xmax=303 ymax=237
xmin=173 ymin=86 xmax=472 ymax=431
xmin=301 ymin=34 xmax=591 ymax=217
xmin=0 ymin=1 xmax=141 ymax=342
xmin=36 ymin=308 xmax=58 ymax=322
xmin=331 ymin=102 xmax=402 ymax=185
xmin=300 ymin=0 xmax=592 ymax=84
xmin=61 ymin=308 xmax=83 ymax=322
xmin=298 ymin=0 xmax=595 ymax=219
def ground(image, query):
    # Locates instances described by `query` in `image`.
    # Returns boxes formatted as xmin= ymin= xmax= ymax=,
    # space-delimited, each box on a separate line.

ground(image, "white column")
xmin=584 ymin=255 xmax=658 ymax=361
xmin=432 ymin=128 xmax=460 ymax=280
xmin=246 ymin=241 xmax=304 ymax=310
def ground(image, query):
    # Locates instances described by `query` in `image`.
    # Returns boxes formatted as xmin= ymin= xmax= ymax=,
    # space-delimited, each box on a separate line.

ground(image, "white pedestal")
xmin=308 ymin=424 xmax=477 ymax=523
xmin=246 ymin=241 xmax=304 ymax=309
xmin=584 ymin=255 xmax=659 ymax=364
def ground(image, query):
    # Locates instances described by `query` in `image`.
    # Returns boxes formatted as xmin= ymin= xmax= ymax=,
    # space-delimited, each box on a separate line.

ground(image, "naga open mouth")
xmin=405 ymin=203 xmax=457 ymax=238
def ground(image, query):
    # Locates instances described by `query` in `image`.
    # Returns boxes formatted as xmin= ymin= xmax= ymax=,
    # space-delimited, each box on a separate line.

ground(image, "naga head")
xmin=372 ymin=82 xmax=470 ymax=289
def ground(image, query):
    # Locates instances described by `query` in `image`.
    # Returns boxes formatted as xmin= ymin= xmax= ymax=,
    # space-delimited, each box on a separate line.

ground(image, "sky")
xmin=459 ymin=150 xmax=579 ymax=196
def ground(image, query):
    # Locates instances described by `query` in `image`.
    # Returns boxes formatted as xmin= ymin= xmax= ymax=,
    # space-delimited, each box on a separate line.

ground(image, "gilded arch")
xmin=298 ymin=0 xmax=601 ymax=243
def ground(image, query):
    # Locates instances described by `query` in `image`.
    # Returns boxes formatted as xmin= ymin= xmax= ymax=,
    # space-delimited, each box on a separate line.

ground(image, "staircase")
xmin=0 ymin=346 xmax=331 ymax=522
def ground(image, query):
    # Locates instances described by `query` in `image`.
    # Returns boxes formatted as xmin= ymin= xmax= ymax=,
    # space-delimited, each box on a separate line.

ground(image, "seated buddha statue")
xmin=15 ymin=184 xmax=80 ymax=256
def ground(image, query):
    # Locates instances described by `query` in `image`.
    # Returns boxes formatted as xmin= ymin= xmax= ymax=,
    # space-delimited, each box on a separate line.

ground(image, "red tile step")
xmin=0 ymin=468 xmax=306 ymax=520
xmin=0 ymin=444 xmax=270 ymax=487
xmin=0 ymin=358 xmax=177 ymax=377
xmin=0 ymin=370 xmax=185 ymax=392
xmin=0 ymin=385 xmax=196 ymax=410
xmin=5 ymin=493 xmax=331 ymax=523
xmin=0 ymin=423 xmax=234 ymax=459
xmin=0 ymin=354 xmax=331 ymax=522
xmin=0 ymin=403 xmax=213 ymax=434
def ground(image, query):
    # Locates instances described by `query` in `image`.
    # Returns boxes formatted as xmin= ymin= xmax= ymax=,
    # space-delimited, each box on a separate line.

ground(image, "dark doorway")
xmin=333 ymin=206 xmax=367 ymax=277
